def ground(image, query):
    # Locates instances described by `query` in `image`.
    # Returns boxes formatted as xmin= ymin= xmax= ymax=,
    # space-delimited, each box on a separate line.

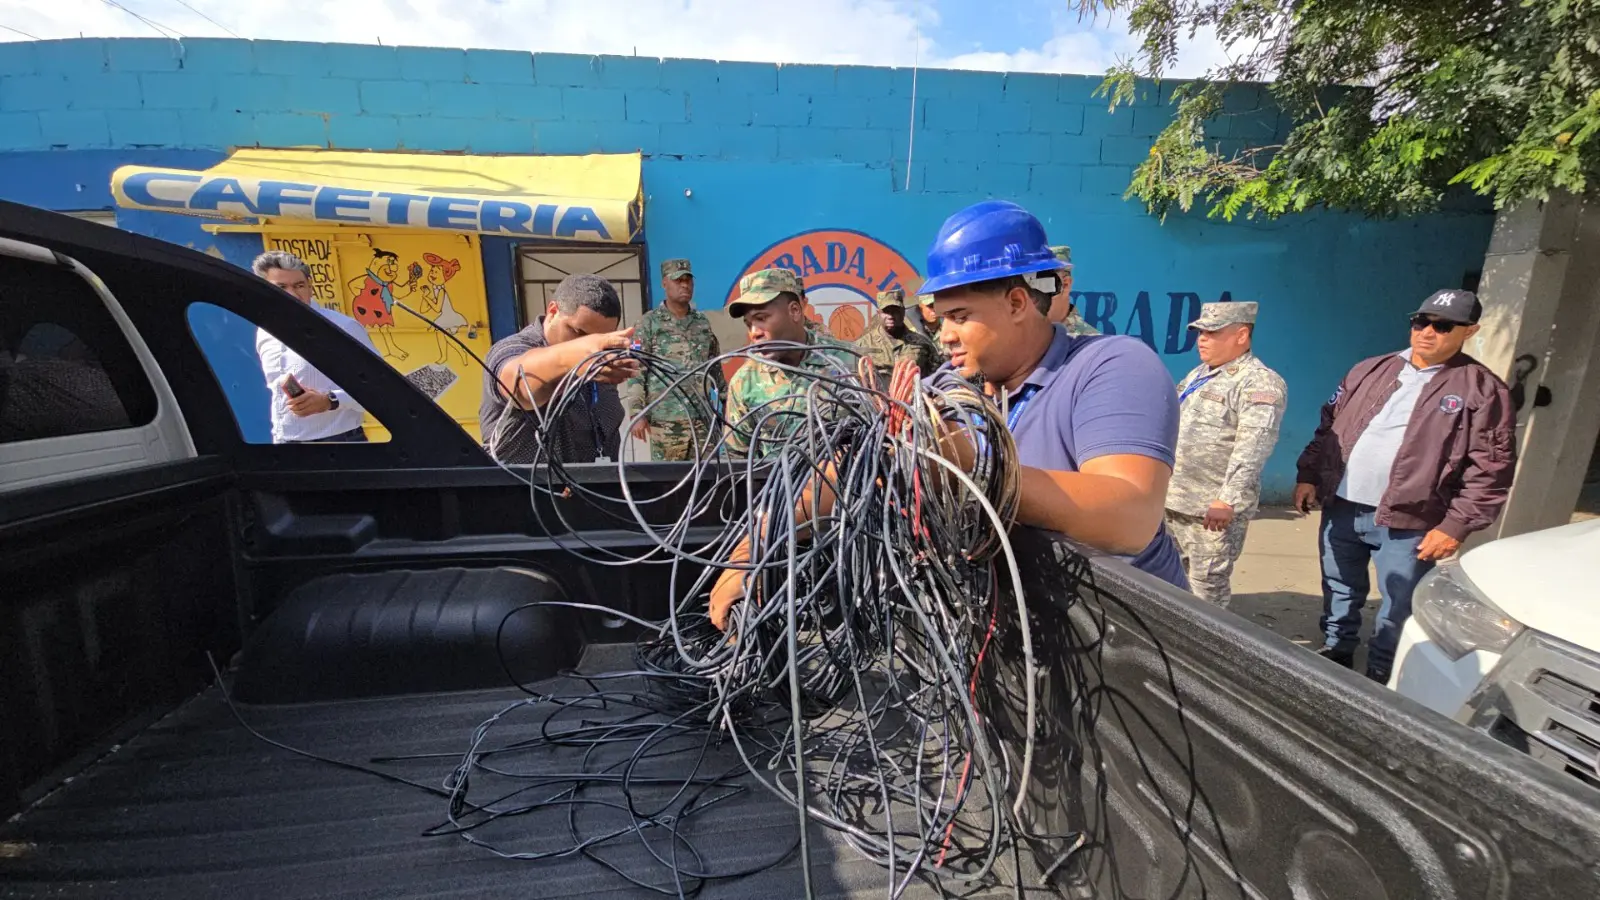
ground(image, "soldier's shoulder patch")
xmin=1247 ymin=390 xmax=1284 ymax=405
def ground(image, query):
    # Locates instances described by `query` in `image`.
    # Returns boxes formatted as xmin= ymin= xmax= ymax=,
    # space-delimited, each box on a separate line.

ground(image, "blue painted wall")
xmin=0 ymin=37 xmax=1494 ymax=497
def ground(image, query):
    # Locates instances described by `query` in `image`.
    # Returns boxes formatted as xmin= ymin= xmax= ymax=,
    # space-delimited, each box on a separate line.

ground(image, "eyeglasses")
xmin=1409 ymin=315 xmax=1460 ymax=334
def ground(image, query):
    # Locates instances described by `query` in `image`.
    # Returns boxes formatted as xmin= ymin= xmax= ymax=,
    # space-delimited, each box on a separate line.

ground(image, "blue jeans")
xmin=1318 ymin=498 xmax=1435 ymax=676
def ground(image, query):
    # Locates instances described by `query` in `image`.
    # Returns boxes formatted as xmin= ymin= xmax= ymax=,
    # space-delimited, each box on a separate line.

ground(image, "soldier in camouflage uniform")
xmin=722 ymin=268 xmax=856 ymax=459
xmin=914 ymin=294 xmax=949 ymax=362
xmin=621 ymin=258 xmax=726 ymax=461
xmin=1041 ymin=245 xmax=1100 ymax=337
xmin=853 ymin=288 xmax=941 ymax=385
xmin=1164 ymin=301 xmax=1288 ymax=606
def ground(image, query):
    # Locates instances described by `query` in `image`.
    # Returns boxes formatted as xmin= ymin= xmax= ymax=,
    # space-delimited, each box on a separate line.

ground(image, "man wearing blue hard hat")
xmin=922 ymin=200 xmax=1187 ymax=587
xmin=708 ymin=200 xmax=1188 ymax=627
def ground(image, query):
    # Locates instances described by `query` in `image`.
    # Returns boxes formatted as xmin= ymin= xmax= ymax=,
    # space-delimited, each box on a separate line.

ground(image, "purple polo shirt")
xmin=938 ymin=327 xmax=1188 ymax=588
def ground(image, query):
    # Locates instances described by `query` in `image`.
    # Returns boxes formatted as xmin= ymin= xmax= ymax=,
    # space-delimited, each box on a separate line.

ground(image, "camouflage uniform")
xmin=914 ymin=294 xmax=949 ymax=362
xmin=854 ymin=289 xmax=941 ymax=384
xmin=722 ymin=268 xmax=856 ymax=459
xmin=1164 ymin=302 xmax=1287 ymax=606
xmin=1050 ymin=245 xmax=1100 ymax=337
xmin=622 ymin=259 xmax=725 ymax=461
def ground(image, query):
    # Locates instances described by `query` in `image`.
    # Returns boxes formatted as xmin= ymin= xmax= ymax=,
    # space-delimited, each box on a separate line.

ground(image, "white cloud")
xmin=0 ymin=0 xmax=1239 ymax=79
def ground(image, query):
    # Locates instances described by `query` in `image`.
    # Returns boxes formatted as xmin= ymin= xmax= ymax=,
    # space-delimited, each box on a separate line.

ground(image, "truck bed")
xmin=0 ymin=646 xmax=1032 ymax=900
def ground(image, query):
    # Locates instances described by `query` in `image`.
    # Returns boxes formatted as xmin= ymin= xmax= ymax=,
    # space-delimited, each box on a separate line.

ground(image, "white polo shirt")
xmin=255 ymin=304 xmax=378 ymax=443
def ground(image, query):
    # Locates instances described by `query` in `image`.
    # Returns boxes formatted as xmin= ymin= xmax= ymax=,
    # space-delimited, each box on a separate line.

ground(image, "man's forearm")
xmin=1014 ymin=466 xmax=1164 ymax=555
xmin=496 ymin=343 xmax=581 ymax=410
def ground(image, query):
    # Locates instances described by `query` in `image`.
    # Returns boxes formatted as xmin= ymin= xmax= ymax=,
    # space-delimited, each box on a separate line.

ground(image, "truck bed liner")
xmin=0 ymin=646 xmax=1030 ymax=900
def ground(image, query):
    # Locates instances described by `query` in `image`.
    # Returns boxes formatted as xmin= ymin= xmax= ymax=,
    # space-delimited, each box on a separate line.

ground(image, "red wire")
xmin=936 ymin=574 xmax=1001 ymax=867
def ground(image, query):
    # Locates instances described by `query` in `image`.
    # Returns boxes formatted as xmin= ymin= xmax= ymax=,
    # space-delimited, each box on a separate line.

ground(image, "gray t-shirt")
xmin=480 ymin=318 xmax=624 ymax=465
xmin=1336 ymin=350 xmax=1441 ymax=506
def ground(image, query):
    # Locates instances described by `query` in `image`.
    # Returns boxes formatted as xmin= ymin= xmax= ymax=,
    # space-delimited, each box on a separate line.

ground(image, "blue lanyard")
xmin=587 ymin=383 xmax=606 ymax=460
xmin=1006 ymin=385 xmax=1041 ymax=431
xmin=1177 ymin=373 xmax=1216 ymax=405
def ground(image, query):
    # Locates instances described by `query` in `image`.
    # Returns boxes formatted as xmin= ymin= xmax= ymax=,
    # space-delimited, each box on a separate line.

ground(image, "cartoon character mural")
xmin=419 ymin=252 xmax=471 ymax=366
xmin=265 ymin=231 xmax=493 ymax=442
xmin=348 ymin=248 xmax=420 ymax=360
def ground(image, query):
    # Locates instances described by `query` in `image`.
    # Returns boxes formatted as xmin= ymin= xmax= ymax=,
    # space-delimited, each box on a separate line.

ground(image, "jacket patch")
xmin=1439 ymin=394 xmax=1464 ymax=414
xmin=1248 ymin=391 xmax=1282 ymax=405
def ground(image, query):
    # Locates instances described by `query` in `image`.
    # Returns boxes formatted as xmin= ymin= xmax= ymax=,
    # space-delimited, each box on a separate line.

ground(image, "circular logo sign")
xmin=726 ymin=229 xmax=922 ymax=342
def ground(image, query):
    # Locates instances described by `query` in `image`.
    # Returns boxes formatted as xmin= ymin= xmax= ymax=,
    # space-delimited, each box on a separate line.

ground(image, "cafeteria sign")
xmin=727 ymin=229 xmax=922 ymax=342
xmin=108 ymin=149 xmax=642 ymax=244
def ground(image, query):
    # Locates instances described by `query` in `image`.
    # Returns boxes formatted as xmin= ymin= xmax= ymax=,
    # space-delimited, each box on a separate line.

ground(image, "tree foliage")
xmin=1086 ymin=0 xmax=1600 ymax=219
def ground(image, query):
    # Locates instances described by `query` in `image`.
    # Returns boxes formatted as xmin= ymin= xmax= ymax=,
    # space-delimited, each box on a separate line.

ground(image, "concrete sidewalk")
xmin=1226 ymin=508 xmax=1382 ymax=672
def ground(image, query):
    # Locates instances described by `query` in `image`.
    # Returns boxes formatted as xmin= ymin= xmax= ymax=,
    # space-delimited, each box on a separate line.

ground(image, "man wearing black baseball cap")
xmin=1293 ymin=288 xmax=1515 ymax=684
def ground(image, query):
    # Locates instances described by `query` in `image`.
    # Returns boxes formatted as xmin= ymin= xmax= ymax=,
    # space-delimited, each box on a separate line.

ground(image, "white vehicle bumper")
xmin=1388 ymin=618 xmax=1503 ymax=718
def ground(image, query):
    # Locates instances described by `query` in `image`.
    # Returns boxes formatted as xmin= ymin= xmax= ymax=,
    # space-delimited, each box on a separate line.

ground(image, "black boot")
xmin=1315 ymin=645 xmax=1354 ymax=668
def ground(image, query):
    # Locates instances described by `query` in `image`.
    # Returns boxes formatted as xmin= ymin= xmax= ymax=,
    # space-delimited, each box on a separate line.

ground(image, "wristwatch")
xmin=327 ymin=390 xmax=340 ymax=411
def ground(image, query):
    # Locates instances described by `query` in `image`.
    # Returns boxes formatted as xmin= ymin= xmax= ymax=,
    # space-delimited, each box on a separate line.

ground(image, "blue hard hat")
xmin=919 ymin=200 xmax=1065 ymax=295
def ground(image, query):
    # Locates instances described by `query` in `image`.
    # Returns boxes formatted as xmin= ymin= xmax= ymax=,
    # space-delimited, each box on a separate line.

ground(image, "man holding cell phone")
xmin=252 ymin=251 xmax=379 ymax=444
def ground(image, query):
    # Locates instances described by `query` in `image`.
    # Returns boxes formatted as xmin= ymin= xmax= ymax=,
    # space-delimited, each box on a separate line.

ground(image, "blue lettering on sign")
xmin=188 ymin=177 xmax=261 ymax=215
xmin=313 ymin=186 xmax=373 ymax=223
xmin=555 ymin=206 xmax=611 ymax=240
xmin=876 ymin=269 xmax=900 ymax=292
xmin=532 ymin=204 xmax=558 ymax=237
xmin=825 ymin=242 xmax=848 ymax=273
xmin=427 ymin=196 xmax=478 ymax=230
xmin=1079 ymin=292 xmax=1118 ymax=333
xmin=771 ymin=253 xmax=800 ymax=275
xmin=1163 ymin=292 xmax=1203 ymax=355
xmin=480 ymin=200 xmax=535 ymax=235
xmin=254 ymin=181 xmax=316 ymax=217
xmin=844 ymin=247 xmax=867 ymax=280
xmin=376 ymin=191 xmax=428 ymax=225
xmin=122 ymin=171 xmax=201 ymax=208
xmin=799 ymin=246 xmax=824 ymax=278
xmin=1123 ymin=291 xmax=1155 ymax=345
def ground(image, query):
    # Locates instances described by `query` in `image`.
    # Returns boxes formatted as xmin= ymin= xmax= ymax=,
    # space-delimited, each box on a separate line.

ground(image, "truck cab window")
xmin=186 ymin=301 xmax=391 ymax=445
xmin=0 ymin=254 xmax=157 ymax=445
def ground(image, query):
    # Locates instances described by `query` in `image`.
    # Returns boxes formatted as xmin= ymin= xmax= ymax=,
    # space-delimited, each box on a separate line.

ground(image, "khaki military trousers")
xmin=1164 ymin=510 xmax=1250 ymax=607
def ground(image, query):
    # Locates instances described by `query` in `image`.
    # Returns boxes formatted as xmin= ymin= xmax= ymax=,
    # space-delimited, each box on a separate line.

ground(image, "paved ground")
xmin=1227 ymin=507 xmax=1381 ymax=672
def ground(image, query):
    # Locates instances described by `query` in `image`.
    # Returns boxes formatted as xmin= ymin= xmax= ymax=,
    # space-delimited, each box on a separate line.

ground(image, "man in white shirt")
xmin=252 ymin=251 xmax=379 ymax=443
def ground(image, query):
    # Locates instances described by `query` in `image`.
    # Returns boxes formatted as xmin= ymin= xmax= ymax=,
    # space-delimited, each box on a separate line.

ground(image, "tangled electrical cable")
xmin=382 ymin=305 xmax=1041 ymax=898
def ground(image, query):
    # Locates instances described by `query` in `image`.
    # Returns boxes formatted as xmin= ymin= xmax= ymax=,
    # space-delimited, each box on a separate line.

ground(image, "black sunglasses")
xmin=1409 ymin=314 xmax=1460 ymax=334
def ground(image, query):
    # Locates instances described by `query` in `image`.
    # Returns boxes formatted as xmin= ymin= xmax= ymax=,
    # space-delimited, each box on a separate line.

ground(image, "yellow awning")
xmin=110 ymin=149 xmax=642 ymax=243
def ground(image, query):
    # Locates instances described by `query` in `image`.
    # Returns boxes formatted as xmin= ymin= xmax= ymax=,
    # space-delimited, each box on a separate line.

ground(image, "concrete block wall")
xmin=0 ymin=37 xmax=1290 ymax=195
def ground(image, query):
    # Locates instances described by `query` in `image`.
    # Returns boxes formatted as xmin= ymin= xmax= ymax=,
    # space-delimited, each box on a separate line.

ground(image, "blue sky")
xmin=0 ymin=0 xmax=1228 ymax=78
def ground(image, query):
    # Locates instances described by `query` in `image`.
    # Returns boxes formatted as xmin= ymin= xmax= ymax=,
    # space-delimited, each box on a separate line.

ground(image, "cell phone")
xmin=281 ymin=374 xmax=306 ymax=398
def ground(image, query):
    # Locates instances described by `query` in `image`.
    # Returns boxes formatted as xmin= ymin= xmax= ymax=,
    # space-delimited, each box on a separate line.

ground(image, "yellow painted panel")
xmin=262 ymin=229 xmax=491 ymax=442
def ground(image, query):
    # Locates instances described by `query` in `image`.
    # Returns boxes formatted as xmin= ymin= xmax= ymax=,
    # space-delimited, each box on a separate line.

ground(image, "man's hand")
xmin=630 ymin=417 xmax=651 ymax=441
xmin=1203 ymin=501 xmax=1235 ymax=531
xmin=285 ymin=387 xmax=333 ymax=417
xmin=1415 ymin=529 xmax=1461 ymax=562
xmin=1293 ymin=483 xmax=1318 ymax=514
xmin=709 ymin=536 xmax=753 ymax=632
xmin=570 ymin=328 xmax=640 ymax=385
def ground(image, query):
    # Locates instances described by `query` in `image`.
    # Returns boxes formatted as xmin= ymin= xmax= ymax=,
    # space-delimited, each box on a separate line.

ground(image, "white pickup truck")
xmin=1391 ymin=517 xmax=1600 ymax=787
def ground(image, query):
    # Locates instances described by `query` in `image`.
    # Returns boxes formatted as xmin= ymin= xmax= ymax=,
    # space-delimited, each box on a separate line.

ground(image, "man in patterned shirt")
xmin=722 ymin=268 xmax=856 ymax=459
xmin=1041 ymin=245 xmax=1099 ymax=337
xmin=1165 ymin=301 xmax=1287 ymax=606
xmin=479 ymin=274 xmax=637 ymax=465
xmin=621 ymin=258 xmax=726 ymax=461
xmin=853 ymin=288 xmax=941 ymax=385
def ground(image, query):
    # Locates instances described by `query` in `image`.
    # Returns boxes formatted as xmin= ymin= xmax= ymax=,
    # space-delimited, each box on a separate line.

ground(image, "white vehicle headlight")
xmin=1411 ymin=564 xmax=1524 ymax=661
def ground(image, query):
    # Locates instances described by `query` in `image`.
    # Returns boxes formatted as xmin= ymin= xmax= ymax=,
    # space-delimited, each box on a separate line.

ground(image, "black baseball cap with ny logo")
xmin=1414 ymin=289 xmax=1483 ymax=325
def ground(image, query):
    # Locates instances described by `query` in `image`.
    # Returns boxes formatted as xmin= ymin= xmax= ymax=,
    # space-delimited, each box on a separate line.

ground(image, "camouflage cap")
xmin=1050 ymin=245 xmax=1075 ymax=270
xmin=660 ymin=258 xmax=693 ymax=280
xmin=727 ymin=267 xmax=804 ymax=317
xmin=876 ymin=288 xmax=906 ymax=310
xmin=1188 ymin=301 xmax=1258 ymax=331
